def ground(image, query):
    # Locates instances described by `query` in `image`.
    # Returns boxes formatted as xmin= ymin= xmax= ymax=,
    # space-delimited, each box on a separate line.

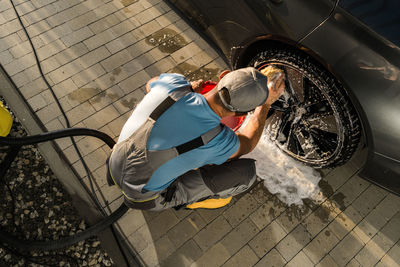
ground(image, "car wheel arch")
xmin=234 ymin=37 xmax=374 ymax=167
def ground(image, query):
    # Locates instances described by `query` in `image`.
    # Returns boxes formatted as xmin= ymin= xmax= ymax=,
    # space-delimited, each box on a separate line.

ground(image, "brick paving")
xmin=1 ymin=0 xmax=400 ymax=266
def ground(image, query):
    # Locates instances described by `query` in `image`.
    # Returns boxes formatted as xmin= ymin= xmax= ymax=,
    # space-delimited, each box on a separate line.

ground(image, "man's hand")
xmin=265 ymin=72 xmax=285 ymax=106
xmin=191 ymin=79 xmax=204 ymax=93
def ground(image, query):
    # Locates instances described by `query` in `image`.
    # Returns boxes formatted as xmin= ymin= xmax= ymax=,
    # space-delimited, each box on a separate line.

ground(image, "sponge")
xmin=260 ymin=65 xmax=284 ymax=81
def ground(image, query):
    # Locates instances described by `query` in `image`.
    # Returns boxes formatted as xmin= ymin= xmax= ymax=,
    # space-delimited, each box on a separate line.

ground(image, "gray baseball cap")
xmin=217 ymin=67 xmax=269 ymax=112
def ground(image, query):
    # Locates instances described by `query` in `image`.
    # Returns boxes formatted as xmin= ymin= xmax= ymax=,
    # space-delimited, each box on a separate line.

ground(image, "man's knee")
xmin=200 ymin=158 xmax=256 ymax=194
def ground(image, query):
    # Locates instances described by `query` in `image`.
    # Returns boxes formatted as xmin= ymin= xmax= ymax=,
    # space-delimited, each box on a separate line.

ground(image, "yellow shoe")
xmin=0 ymin=101 xmax=13 ymax=137
xmin=186 ymin=196 xmax=232 ymax=210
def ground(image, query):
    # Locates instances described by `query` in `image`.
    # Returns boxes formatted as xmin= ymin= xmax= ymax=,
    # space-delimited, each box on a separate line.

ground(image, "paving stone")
xmin=286 ymin=251 xmax=313 ymax=267
xmin=39 ymin=23 xmax=73 ymax=45
xmin=135 ymin=6 xmax=164 ymax=25
xmin=221 ymin=245 xmax=259 ymax=267
xmin=48 ymin=61 xmax=84 ymax=84
xmin=119 ymin=69 xmax=151 ymax=94
xmin=101 ymin=50 xmax=132 ymax=72
xmin=220 ymin=218 xmax=259 ymax=256
xmin=249 ymin=196 xmax=286 ymax=231
xmin=37 ymin=39 xmax=67 ymax=60
xmin=83 ymin=146 xmax=109 ymax=170
xmin=54 ymin=42 xmax=88 ymax=66
xmin=66 ymin=101 xmax=96 ymax=126
xmin=275 ymin=205 xmax=312 ymax=234
xmin=315 ymin=255 xmax=339 ymax=267
xmin=303 ymin=228 xmax=339 ymax=264
xmin=127 ymin=224 xmax=154 ymax=253
xmin=301 ymin=202 xmax=339 ymax=237
xmin=351 ymin=184 xmax=388 ymax=217
xmin=145 ymin=56 xmax=176 ymax=77
xmin=111 ymin=18 xmax=139 ymax=36
xmin=331 ymin=175 xmax=370 ymax=211
xmin=193 ymin=216 xmax=232 ymax=251
xmin=327 ymin=205 xmax=363 ymax=240
xmin=52 ymin=78 xmax=79 ymax=99
xmin=71 ymin=63 xmax=106 ymax=88
xmin=346 ymin=258 xmax=362 ymax=267
xmin=4 ymin=52 xmax=36 ymax=75
xmin=249 ymin=220 xmax=287 ymax=258
xmin=353 ymin=208 xmax=388 ymax=244
xmin=9 ymin=41 xmax=31 ymax=59
xmin=67 ymin=10 xmax=98 ymax=31
xmin=223 ymin=194 xmax=259 ymax=227
xmin=276 ymin=224 xmax=312 ymax=261
xmin=60 ymin=26 xmax=94 ymax=47
xmin=84 ymin=28 xmax=117 ymax=51
xmin=154 ymin=235 xmax=176 ymax=262
xmin=83 ymin=104 xmax=122 ymax=130
xmin=191 ymin=242 xmax=231 ymax=267
xmin=161 ymin=239 xmax=203 ymax=267
xmin=107 ymin=114 xmax=130 ymax=138
xmin=196 ymin=205 xmax=229 ymax=224
xmin=167 ymin=212 xmax=206 ymax=248
xmin=113 ymin=88 xmax=144 ymax=114
xmin=329 ymin=231 xmax=364 ymax=266
xmin=147 ymin=209 xmax=179 ymax=241
xmin=375 ymin=193 xmax=400 ymax=221
xmin=35 ymin=101 xmax=62 ymax=124
xmin=79 ymin=46 xmax=111 ymax=69
xmin=139 ymin=242 xmax=160 ymax=267
xmin=89 ymin=13 xmax=120 ymax=34
xmin=75 ymin=135 xmax=106 ymax=156
xmin=27 ymin=93 xmax=47 ymax=111
xmin=254 ymin=248 xmax=286 ymax=267
xmin=379 ymin=241 xmax=400 ymax=267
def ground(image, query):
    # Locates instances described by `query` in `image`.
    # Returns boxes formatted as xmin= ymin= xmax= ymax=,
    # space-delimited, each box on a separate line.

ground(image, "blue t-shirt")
xmin=118 ymin=73 xmax=239 ymax=192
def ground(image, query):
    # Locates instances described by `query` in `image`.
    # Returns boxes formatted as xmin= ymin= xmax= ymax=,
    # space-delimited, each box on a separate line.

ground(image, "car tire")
xmin=248 ymin=45 xmax=361 ymax=168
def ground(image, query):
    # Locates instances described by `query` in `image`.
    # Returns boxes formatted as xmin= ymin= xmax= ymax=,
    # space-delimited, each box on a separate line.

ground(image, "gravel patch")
xmin=0 ymin=97 xmax=113 ymax=267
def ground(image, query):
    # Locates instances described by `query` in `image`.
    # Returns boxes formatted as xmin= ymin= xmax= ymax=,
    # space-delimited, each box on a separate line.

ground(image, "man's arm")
xmin=230 ymin=73 xmax=285 ymax=159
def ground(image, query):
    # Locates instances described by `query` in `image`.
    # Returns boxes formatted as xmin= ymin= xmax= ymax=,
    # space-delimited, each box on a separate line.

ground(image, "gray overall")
xmin=107 ymin=86 xmax=257 ymax=211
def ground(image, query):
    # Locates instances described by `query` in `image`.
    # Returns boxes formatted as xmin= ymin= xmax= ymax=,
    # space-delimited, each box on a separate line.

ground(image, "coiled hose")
xmin=0 ymin=128 xmax=129 ymax=251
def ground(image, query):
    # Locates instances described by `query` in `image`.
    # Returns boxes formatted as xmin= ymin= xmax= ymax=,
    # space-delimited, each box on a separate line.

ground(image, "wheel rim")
xmin=257 ymin=62 xmax=344 ymax=165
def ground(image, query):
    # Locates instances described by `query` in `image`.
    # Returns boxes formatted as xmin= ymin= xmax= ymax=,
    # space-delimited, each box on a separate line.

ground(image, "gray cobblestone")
xmin=249 ymin=220 xmax=287 ymax=258
xmin=329 ymin=230 xmax=364 ymax=266
xmin=254 ymin=248 xmax=286 ymax=267
xmin=60 ymin=26 xmax=94 ymax=47
xmin=194 ymin=216 xmax=232 ymax=252
xmin=147 ymin=209 xmax=179 ymax=241
xmin=8 ymin=40 xmax=29 ymax=58
xmin=71 ymin=64 xmax=106 ymax=88
xmin=192 ymin=242 xmax=231 ymax=267
xmin=327 ymin=205 xmax=363 ymax=240
xmin=167 ymin=212 xmax=206 ymax=248
xmin=223 ymin=194 xmax=259 ymax=228
xmin=303 ymin=228 xmax=339 ymax=264
xmin=315 ymin=255 xmax=339 ymax=267
xmin=221 ymin=245 xmax=259 ymax=267
xmin=220 ymin=218 xmax=259 ymax=256
xmin=162 ymin=239 xmax=203 ymax=267
xmin=276 ymin=224 xmax=312 ymax=261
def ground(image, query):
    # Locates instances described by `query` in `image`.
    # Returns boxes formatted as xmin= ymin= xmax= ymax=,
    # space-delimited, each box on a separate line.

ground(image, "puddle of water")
xmin=68 ymin=88 xmax=102 ymax=104
xmin=145 ymin=28 xmax=188 ymax=54
xmin=243 ymin=126 xmax=324 ymax=207
xmin=121 ymin=0 xmax=138 ymax=7
xmin=171 ymin=62 xmax=220 ymax=82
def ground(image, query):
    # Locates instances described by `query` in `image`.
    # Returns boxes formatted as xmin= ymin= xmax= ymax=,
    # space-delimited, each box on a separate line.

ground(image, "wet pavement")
xmin=1 ymin=0 xmax=399 ymax=266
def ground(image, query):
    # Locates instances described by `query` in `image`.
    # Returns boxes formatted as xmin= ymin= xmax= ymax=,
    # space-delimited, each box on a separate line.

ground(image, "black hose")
xmin=0 ymin=128 xmax=115 ymax=148
xmin=0 ymin=204 xmax=129 ymax=251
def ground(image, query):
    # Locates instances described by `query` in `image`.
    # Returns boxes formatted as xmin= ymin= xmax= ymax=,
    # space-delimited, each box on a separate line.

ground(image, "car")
xmin=166 ymin=0 xmax=400 ymax=195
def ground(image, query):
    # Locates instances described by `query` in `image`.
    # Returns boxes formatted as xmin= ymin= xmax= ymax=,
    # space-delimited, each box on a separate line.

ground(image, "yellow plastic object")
xmin=0 ymin=101 xmax=13 ymax=137
xmin=186 ymin=196 xmax=232 ymax=210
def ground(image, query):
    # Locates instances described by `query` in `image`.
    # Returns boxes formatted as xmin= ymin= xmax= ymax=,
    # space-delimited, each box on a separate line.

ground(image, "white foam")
xmin=243 ymin=128 xmax=323 ymax=207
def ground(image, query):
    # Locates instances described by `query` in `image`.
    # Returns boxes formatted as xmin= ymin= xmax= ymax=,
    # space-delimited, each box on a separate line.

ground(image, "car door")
xmin=168 ymin=0 xmax=337 ymax=61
